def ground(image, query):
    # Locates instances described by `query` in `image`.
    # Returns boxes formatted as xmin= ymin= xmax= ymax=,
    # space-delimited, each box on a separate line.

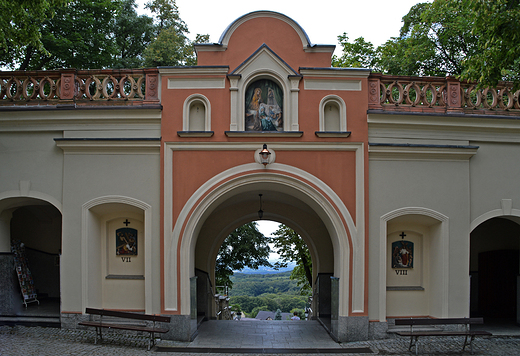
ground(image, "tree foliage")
xmin=215 ymin=222 xmax=272 ymax=289
xmin=333 ymin=0 xmax=520 ymax=89
xmin=2 ymin=0 xmax=208 ymax=70
xmin=271 ymin=224 xmax=312 ymax=295
xmin=22 ymin=0 xmax=122 ymax=70
xmin=462 ymin=0 xmax=520 ymax=88
xmin=228 ymin=271 xmax=301 ymax=296
xmin=0 ymin=0 xmax=69 ymax=69
xmin=143 ymin=0 xmax=209 ymax=67
xmin=113 ymin=0 xmax=155 ymax=69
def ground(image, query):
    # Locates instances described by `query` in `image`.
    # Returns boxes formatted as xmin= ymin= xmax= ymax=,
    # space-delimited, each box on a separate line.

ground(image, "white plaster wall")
xmin=0 ymin=132 xmax=64 ymax=200
xmin=470 ymin=142 xmax=520 ymax=223
xmin=368 ymin=158 xmax=470 ymax=320
xmin=60 ymin=152 xmax=160 ymax=313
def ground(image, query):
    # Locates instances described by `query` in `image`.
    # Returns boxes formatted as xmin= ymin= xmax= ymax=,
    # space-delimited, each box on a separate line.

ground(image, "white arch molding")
xmin=0 ymin=188 xmax=63 ymax=213
xmin=164 ymin=142 xmax=366 ymax=315
xmin=183 ymin=93 xmax=211 ymax=131
xmin=81 ymin=195 xmax=153 ymax=313
xmin=378 ymin=207 xmax=450 ymax=321
xmin=164 ymin=162 xmax=366 ymax=316
xmin=470 ymin=199 xmax=520 ymax=232
xmin=319 ymin=94 xmax=347 ymax=132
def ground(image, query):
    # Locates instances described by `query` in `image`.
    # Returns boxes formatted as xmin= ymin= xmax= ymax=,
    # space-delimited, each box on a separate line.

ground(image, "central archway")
xmin=165 ymin=162 xmax=366 ymax=342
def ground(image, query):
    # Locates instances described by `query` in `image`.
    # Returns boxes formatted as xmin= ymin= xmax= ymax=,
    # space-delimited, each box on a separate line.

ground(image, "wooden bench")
xmin=395 ymin=317 xmax=492 ymax=355
xmin=78 ymin=308 xmax=170 ymax=350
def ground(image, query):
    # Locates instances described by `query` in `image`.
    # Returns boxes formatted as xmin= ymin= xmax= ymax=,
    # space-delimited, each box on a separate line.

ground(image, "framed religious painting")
xmin=116 ymin=227 xmax=138 ymax=256
xmin=391 ymin=240 xmax=414 ymax=268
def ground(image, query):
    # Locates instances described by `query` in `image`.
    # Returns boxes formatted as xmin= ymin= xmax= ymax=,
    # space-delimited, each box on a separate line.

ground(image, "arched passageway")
xmin=167 ymin=166 xmax=365 ymax=342
xmin=194 ymin=187 xmax=335 ymax=322
xmin=470 ymin=217 xmax=520 ymax=324
xmin=0 ymin=197 xmax=62 ymax=319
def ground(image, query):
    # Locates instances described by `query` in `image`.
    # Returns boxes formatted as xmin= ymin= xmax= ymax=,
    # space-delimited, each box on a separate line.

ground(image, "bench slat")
xmin=79 ymin=321 xmax=169 ymax=333
xmin=395 ymin=317 xmax=484 ymax=326
xmin=84 ymin=308 xmax=170 ymax=323
xmin=397 ymin=331 xmax=492 ymax=337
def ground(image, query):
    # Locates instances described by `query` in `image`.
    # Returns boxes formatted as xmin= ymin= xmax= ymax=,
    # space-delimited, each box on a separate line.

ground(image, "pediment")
xmin=230 ymin=44 xmax=299 ymax=79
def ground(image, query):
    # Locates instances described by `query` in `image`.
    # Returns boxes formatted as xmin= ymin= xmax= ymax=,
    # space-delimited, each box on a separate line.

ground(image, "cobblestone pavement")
xmin=1 ymin=325 xmax=520 ymax=356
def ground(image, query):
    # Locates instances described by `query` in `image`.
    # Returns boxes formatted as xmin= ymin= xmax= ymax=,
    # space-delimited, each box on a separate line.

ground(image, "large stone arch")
xmin=166 ymin=163 xmax=362 ymax=321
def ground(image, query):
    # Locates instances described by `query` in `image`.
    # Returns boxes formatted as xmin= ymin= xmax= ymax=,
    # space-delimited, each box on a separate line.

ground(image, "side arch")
xmin=81 ymin=195 xmax=153 ymax=313
xmin=470 ymin=199 xmax=520 ymax=232
xmin=378 ymin=207 xmax=449 ymax=321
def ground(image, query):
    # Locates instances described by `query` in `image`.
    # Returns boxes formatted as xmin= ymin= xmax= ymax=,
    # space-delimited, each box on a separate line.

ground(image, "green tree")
xmin=333 ymin=0 xmax=519 ymax=88
xmin=462 ymin=0 xmax=520 ymax=89
xmin=143 ymin=0 xmax=209 ymax=66
xmin=271 ymin=224 xmax=312 ymax=295
xmin=113 ymin=0 xmax=155 ymax=69
xmin=332 ymin=33 xmax=377 ymax=69
xmin=0 ymin=0 xmax=69 ymax=69
xmin=215 ymin=222 xmax=272 ymax=289
xmin=22 ymin=0 xmax=121 ymax=70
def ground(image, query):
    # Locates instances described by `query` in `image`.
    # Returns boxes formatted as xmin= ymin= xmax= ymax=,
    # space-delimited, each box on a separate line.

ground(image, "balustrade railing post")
xmin=59 ymin=69 xmax=77 ymax=101
xmin=143 ymin=68 xmax=159 ymax=103
xmin=446 ymin=76 xmax=462 ymax=113
xmin=368 ymin=74 xmax=382 ymax=110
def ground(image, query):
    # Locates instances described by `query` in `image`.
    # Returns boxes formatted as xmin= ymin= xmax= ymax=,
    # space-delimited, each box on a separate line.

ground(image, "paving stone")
xmin=1 ymin=325 xmax=520 ymax=355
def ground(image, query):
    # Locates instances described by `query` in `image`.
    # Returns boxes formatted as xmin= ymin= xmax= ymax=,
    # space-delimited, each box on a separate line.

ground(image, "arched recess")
xmin=379 ymin=207 xmax=449 ymax=321
xmin=81 ymin=195 xmax=153 ymax=313
xmin=183 ymin=94 xmax=211 ymax=131
xmin=165 ymin=163 xmax=363 ymax=319
xmin=227 ymin=45 xmax=302 ymax=132
xmin=239 ymin=71 xmax=290 ymax=131
xmin=319 ymin=95 xmax=347 ymax=132
xmin=0 ymin=193 xmax=62 ymax=315
xmin=470 ymin=206 xmax=520 ymax=323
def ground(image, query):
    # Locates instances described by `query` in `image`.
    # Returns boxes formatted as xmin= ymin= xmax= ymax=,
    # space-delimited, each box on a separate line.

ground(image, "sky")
xmin=255 ymin=220 xmax=281 ymax=261
xmin=136 ymin=0 xmax=427 ymax=56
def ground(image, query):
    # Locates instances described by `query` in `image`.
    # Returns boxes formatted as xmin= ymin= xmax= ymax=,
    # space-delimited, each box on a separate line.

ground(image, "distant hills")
xmin=235 ymin=261 xmax=296 ymax=274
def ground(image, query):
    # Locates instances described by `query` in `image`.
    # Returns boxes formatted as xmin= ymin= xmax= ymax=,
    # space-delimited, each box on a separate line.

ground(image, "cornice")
xmin=300 ymin=67 xmax=371 ymax=78
xmin=158 ymin=66 xmax=229 ymax=75
xmin=55 ymin=138 xmax=161 ymax=154
xmin=369 ymin=142 xmax=478 ymax=161
xmin=368 ymin=112 xmax=520 ymax=143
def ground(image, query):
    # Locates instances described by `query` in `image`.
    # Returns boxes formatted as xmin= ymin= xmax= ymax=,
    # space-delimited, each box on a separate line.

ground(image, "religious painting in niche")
xmin=392 ymin=240 xmax=414 ymax=268
xmin=245 ymin=79 xmax=283 ymax=131
xmin=116 ymin=227 xmax=138 ymax=256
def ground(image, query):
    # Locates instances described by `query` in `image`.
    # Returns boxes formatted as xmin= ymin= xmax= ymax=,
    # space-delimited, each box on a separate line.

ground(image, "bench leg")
xmin=148 ymin=331 xmax=156 ymax=351
xmin=408 ymin=335 xmax=419 ymax=355
xmin=462 ymin=334 xmax=476 ymax=355
xmin=94 ymin=326 xmax=103 ymax=345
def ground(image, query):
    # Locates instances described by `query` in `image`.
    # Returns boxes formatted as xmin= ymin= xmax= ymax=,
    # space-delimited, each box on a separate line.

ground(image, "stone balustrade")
xmin=0 ymin=68 xmax=159 ymax=106
xmin=368 ymin=74 xmax=520 ymax=115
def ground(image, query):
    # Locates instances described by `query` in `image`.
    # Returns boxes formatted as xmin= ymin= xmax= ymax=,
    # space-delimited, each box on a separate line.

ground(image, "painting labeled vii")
xmin=392 ymin=240 xmax=413 ymax=268
xmin=116 ymin=228 xmax=138 ymax=256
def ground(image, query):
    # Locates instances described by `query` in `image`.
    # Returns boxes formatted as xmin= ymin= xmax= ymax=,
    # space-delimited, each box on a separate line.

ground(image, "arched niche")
xmin=319 ymin=95 xmax=347 ymax=132
xmin=183 ymin=94 xmax=211 ymax=132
